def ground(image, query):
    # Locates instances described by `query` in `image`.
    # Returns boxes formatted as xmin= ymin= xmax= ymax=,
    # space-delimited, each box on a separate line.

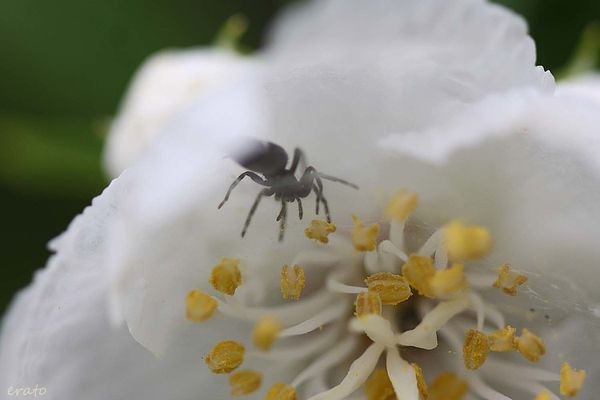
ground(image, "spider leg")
xmin=289 ymin=148 xmax=306 ymax=175
xmin=312 ymin=184 xmax=320 ymax=215
xmin=313 ymin=175 xmax=331 ymax=223
xmin=218 ymin=172 xmax=268 ymax=209
xmin=318 ymin=172 xmax=358 ymax=189
xmin=278 ymin=201 xmax=288 ymax=242
xmin=296 ymin=198 xmax=303 ymax=220
xmin=241 ymin=188 xmax=273 ymax=237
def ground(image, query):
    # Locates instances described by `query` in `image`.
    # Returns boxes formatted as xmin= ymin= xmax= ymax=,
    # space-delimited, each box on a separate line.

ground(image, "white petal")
xmin=104 ymin=48 xmax=254 ymax=177
xmin=0 ymin=180 xmax=282 ymax=400
xmin=379 ymin=88 xmax=600 ymax=317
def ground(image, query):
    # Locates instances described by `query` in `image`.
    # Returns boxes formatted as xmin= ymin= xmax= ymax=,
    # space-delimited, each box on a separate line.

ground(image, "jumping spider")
xmin=218 ymin=138 xmax=358 ymax=241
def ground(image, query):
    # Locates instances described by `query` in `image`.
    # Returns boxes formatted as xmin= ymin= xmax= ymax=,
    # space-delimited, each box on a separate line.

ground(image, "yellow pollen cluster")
xmin=430 ymin=372 xmax=468 ymax=400
xmin=304 ymin=219 xmax=336 ymax=243
xmin=534 ymin=391 xmax=551 ymax=400
xmin=204 ymin=340 xmax=245 ymax=374
xmin=402 ymin=255 xmax=467 ymax=298
xmin=412 ymin=363 xmax=429 ymax=400
xmin=385 ymin=189 xmax=419 ymax=222
xmin=351 ymin=214 xmax=380 ymax=251
xmin=463 ymin=329 xmax=490 ymax=370
xmin=364 ymin=368 xmax=395 ymax=400
xmin=209 ymin=257 xmax=242 ymax=295
xmin=185 ymin=290 xmax=217 ymax=322
xmin=443 ymin=220 xmax=492 ymax=261
xmin=355 ymin=291 xmax=382 ymax=317
xmin=229 ymin=370 xmax=262 ymax=396
xmin=252 ymin=317 xmax=281 ymax=351
xmin=492 ymin=264 xmax=528 ymax=296
xmin=280 ymin=265 xmax=305 ymax=300
xmin=265 ymin=383 xmax=297 ymax=400
xmin=364 ymin=272 xmax=412 ymax=305
xmin=488 ymin=326 xmax=516 ymax=352
xmin=516 ymin=328 xmax=545 ymax=362
xmin=429 ymin=263 xmax=468 ymax=297
xmin=401 ymin=255 xmax=436 ymax=298
xmin=560 ymin=362 xmax=586 ymax=397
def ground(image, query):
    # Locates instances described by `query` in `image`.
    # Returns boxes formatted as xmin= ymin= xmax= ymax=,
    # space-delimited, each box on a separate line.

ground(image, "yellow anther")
xmin=253 ymin=317 xmax=281 ymax=351
xmin=429 ymin=263 xmax=468 ymax=297
xmin=364 ymin=368 xmax=395 ymax=400
xmin=280 ymin=265 xmax=305 ymax=300
xmin=229 ymin=370 xmax=262 ymax=396
xmin=304 ymin=219 xmax=336 ymax=243
xmin=364 ymin=272 xmax=412 ymax=305
xmin=463 ymin=329 xmax=489 ymax=370
xmin=185 ymin=290 xmax=217 ymax=322
xmin=492 ymin=263 xmax=528 ymax=296
xmin=412 ymin=363 xmax=429 ymax=400
xmin=489 ymin=325 xmax=516 ymax=352
xmin=351 ymin=214 xmax=380 ymax=252
xmin=385 ymin=189 xmax=419 ymax=222
xmin=430 ymin=372 xmax=468 ymax=400
xmin=560 ymin=362 xmax=586 ymax=397
xmin=443 ymin=220 xmax=493 ymax=261
xmin=204 ymin=340 xmax=245 ymax=374
xmin=534 ymin=391 xmax=551 ymax=400
xmin=516 ymin=328 xmax=545 ymax=362
xmin=401 ymin=255 xmax=435 ymax=298
xmin=209 ymin=257 xmax=242 ymax=295
xmin=265 ymin=383 xmax=297 ymax=400
xmin=355 ymin=291 xmax=383 ymax=317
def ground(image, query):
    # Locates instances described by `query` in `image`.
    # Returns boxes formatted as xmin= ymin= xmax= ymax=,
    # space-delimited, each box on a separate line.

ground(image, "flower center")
xmin=185 ymin=189 xmax=586 ymax=399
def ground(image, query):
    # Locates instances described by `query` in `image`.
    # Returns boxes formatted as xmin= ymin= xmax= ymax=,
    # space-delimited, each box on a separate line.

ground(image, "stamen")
xmin=351 ymin=214 xmax=380 ymax=252
xmin=355 ymin=292 xmax=382 ymax=317
xmin=364 ymin=368 xmax=395 ymax=400
xmin=209 ymin=257 xmax=242 ymax=295
xmin=411 ymin=363 xmax=429 ymax=400
xmin=469 ymin=291 xmax=486 ymax=331
xmin=253 ymin=317 xmax=281 ymax=351
xmin=281 ymin=265 xmax=306 ymax=300
xmin=279 ymin=300 xmax=349 ymax=337
xmin=386 ymin=346 xmax=419 ymax=400
xmin=265 ymin=383 xmax=297 ymax=400
xmin=429 ymin=263 xmax=468 ymax=297
xmin=292 ymin=336 xmax=359 ymax=387
xmin=430 ymin=372 xmax=468 ymax=400
xmin=443 ymin=220 xmax=492 ymax=261
xmin=516 ymin=328 xmax=545 ymax=362
xmin=364 ymin=272 xmax=412 ymax=305
xmin=492 ymin=264 xmax=527 ymax=296
xmin=204 ymin=340 xmax=245 ymax=374
xmin=463 ymin=329 xmax=490 ymax=370
xmin=397 ymin=295 xmax=469 ymax=349
xmin=185 ymin=290 xmax=217 ymax=322
xmin=401 ymin=255 xmax=435 ymax=298
xmin=379 ymin=240 xmax=408 ymax=262
xmin=467 ymin=374 xmax=511 ymax=400
xmin=385 ymin=189 xmax=418 ymax=222
xmin=307 ymin=342 xmax=385 ymax=400
xmin=229 ymin=370 xmax=262 ymax=396
xmin=305 ymin=220 xmax=337 ymax=243
xmin=327 ymin=274 xmax=368 ymax=294
xmin=488 ymin=326 xmax=516 ymax=352
xmin=560 ymin=362 xmax=586 ymax=397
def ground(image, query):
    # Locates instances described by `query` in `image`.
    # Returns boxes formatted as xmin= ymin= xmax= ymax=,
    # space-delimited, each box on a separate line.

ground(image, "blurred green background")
xmin=1 ymin=0 xmax=599 ymax=314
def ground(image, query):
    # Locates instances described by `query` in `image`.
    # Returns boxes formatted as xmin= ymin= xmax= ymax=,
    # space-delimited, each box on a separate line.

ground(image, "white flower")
xmin=1 ymin=1 xmax=598 ymax=399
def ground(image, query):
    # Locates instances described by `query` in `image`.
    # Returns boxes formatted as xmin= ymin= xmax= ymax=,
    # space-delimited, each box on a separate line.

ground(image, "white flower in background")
xmin=104 ymin=48 xmax=253 ymax=177
xmin=1 ymin=1 xmax=599 ymax=400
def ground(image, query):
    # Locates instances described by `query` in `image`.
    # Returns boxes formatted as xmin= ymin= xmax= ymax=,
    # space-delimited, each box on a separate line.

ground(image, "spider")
xmin=218 ymin=138 xmax=358 ymax=241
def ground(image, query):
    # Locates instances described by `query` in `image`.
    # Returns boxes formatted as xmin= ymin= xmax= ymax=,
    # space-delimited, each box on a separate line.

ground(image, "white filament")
xmin=279 ymin=300 xmax=350 ymax=337
xmin=385 ymin=346 xmax=419 ymax=400
xmin=306 ymin=342 xmax=385 ymax=400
